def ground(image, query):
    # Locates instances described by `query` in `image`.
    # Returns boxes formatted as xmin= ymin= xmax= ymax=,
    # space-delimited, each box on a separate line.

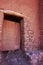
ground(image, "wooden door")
xmin=2 ymin=19 xmax=20 ymax=51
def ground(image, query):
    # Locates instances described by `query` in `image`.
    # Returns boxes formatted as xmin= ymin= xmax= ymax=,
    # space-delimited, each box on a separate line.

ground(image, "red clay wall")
xmin=0 ymin=0 xmax=40 ymax=51
xmin=39 ymin=0 xmax=43 ymax=49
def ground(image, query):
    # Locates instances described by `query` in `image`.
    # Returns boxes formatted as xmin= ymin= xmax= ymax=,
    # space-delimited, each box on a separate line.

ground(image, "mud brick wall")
xmin=0 ymin=12 xmax=4 ymax=50
xmin=0 ymin=0 xmax=40 ymax=51
xmin=21 ymin=18 xmax=40 ymax=51
xmin=39 ymin=0 xmax=43 ymax=49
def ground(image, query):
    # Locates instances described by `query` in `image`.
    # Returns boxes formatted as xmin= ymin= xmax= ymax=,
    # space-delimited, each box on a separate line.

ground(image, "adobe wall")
xmin=0 ymin=0 xmax=40 ymax=51
xmin=39 ymin=0 xmax=43 ymax=49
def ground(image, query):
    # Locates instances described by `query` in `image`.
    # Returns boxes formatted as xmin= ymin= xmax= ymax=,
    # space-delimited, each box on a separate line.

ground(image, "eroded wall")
xmin=39 ymin=0 xmax=43 ymax=49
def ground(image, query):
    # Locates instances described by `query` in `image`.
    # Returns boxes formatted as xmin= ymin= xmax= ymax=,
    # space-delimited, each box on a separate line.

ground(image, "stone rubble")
xmin=0 ymin=49 xmax=43 ymax=65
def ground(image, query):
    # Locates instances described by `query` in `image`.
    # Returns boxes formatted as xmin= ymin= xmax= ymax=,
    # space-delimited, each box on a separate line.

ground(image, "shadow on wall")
xmin=39 ymin=0 xmax=43 ymax=50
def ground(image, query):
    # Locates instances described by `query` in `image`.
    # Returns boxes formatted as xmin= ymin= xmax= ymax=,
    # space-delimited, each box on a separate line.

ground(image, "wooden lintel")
xmin=0 ymin=9 xmax=25 ymax=18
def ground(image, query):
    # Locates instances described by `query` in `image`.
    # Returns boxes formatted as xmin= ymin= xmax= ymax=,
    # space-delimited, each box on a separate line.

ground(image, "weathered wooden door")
xmin=2 ymin=20 xmax=20 ymax=50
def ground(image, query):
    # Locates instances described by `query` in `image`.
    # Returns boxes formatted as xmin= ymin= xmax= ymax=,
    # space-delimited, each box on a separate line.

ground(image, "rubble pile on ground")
xmin=0 ymin=49 xmax=43 ymax=65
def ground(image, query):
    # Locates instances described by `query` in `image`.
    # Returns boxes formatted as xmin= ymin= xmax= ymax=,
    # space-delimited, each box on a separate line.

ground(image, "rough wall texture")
xmin=0 ymin=12 xmax=4 ymax=50
xmin=39 ymin=0 xmax=43 ymax=49
xmin=0 ymin=0 xmax=40 ymax=51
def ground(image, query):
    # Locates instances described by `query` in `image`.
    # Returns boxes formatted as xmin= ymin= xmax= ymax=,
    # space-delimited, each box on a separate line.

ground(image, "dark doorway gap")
xmin=4 ymin=13 xmax=23 ymax=23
